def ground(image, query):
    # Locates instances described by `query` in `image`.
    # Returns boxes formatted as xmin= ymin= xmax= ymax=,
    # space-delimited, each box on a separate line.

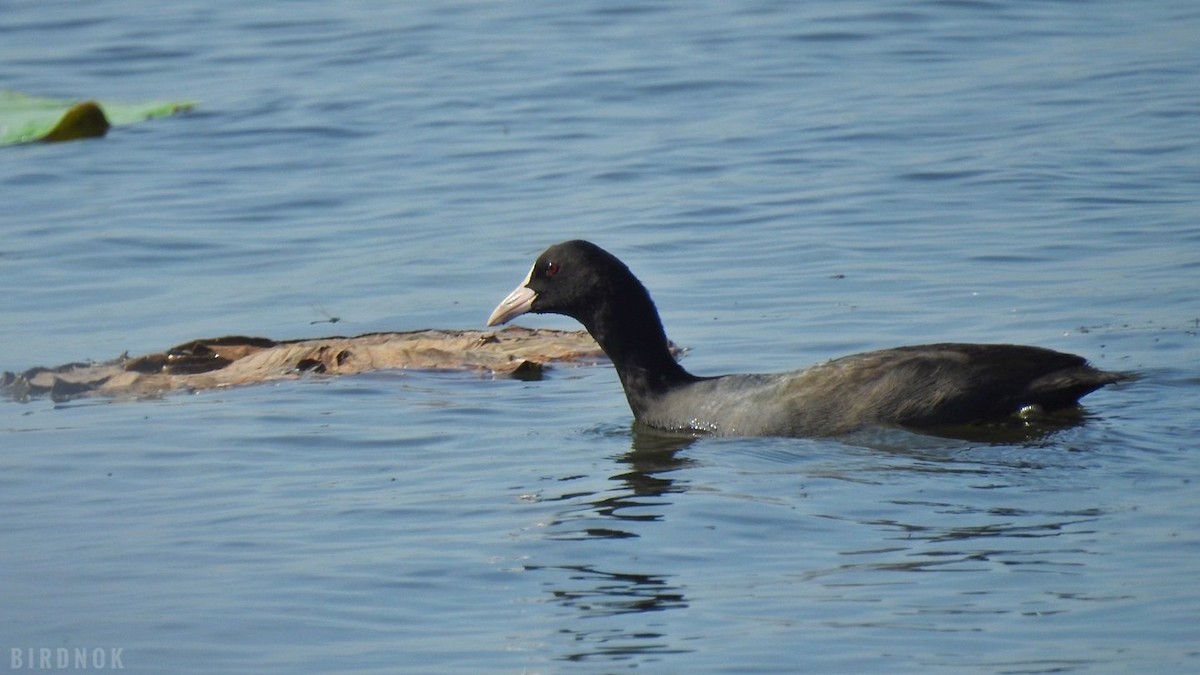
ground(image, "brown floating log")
xmin=2 ymin=327 xmax=615 ymax=402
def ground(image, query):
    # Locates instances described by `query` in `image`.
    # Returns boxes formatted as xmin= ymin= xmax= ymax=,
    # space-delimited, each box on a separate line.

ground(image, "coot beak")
xmin=487 ymin=265 xmax=537 ymax=326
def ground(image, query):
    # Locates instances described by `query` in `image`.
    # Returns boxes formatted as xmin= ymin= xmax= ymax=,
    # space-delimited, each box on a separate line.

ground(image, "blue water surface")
xmin=2 ymin=1 xmax=1199 ymax=673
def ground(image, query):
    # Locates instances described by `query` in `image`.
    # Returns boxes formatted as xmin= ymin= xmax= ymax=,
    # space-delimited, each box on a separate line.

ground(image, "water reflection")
xmin=610 ymin=428 xmax=698 ymax=509
xmin=919 ymin=406 xmax=1098 ymax=443
xmin=523 ymin=563 xmax=687 ymax=617
xmin=527 ymin=428 xmax=697 ymax=663
xmin=525 ymin=422 xmax=1116 ymax=665
xmin=796 ymin=441 xmax=1114 ymax=640
xmin=538 ymin=429 xmax=696 ymax=541
xmin=804 ymin=506 xmax=1105 ymax=580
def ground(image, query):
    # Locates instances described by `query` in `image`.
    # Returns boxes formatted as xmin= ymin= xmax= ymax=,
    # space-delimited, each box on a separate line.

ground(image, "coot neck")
xmin=576 ymin=285 xmax=697 ymax=418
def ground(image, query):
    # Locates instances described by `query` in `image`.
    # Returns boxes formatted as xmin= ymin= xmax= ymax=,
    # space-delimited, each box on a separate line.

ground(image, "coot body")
xmin=487 ymin=240 xmax=1126 ymax=437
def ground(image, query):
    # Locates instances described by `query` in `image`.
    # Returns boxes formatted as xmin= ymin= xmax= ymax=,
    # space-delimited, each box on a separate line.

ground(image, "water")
xmin=2 ymin=1 xmax=1199 ymax=672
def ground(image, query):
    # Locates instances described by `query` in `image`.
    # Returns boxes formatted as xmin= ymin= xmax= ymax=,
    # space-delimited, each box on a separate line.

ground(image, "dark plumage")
xmin=487 ymin=240 xmax=1128 ymax=438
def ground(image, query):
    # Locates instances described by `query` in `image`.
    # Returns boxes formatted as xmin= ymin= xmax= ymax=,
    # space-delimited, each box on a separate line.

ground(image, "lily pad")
xmin=0 ymin=90 xmax=194 ymax=146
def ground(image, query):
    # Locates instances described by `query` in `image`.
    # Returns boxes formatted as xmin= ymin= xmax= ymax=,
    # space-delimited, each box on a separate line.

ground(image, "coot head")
xmin=487 ymin=240 xmax=635 ymax=327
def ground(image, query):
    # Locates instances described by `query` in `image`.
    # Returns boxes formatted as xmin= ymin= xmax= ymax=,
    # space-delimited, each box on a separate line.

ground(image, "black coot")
xmin=487 ymin=240 xmax=1127 ymax=438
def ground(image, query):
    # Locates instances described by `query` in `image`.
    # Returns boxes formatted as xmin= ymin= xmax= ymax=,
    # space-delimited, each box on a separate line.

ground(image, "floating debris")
xmin=2 ymin=327 xmax=617 ymax=402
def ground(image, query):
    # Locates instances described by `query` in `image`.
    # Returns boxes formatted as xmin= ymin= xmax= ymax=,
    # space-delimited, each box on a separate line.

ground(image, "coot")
xmin=487 ymin=240 xmax=1127 ymax=437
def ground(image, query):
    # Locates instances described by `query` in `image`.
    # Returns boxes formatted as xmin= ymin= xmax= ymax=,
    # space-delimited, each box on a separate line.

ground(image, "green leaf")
xmin=0 ymin=90 xmax=194 ymax=146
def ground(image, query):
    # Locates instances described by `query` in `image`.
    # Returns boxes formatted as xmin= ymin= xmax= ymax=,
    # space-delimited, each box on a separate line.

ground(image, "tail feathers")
xmin=1024 ymin=366 xmax=1133 ymax=411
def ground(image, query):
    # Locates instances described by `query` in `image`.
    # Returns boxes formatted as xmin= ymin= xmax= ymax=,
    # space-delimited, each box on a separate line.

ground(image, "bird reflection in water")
xmin=523 ymin=428 xmax=698 ymax=662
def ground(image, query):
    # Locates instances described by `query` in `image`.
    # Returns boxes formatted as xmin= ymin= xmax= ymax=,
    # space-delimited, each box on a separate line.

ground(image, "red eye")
xmin=545 ymin=261 xmax=560 ymax=277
